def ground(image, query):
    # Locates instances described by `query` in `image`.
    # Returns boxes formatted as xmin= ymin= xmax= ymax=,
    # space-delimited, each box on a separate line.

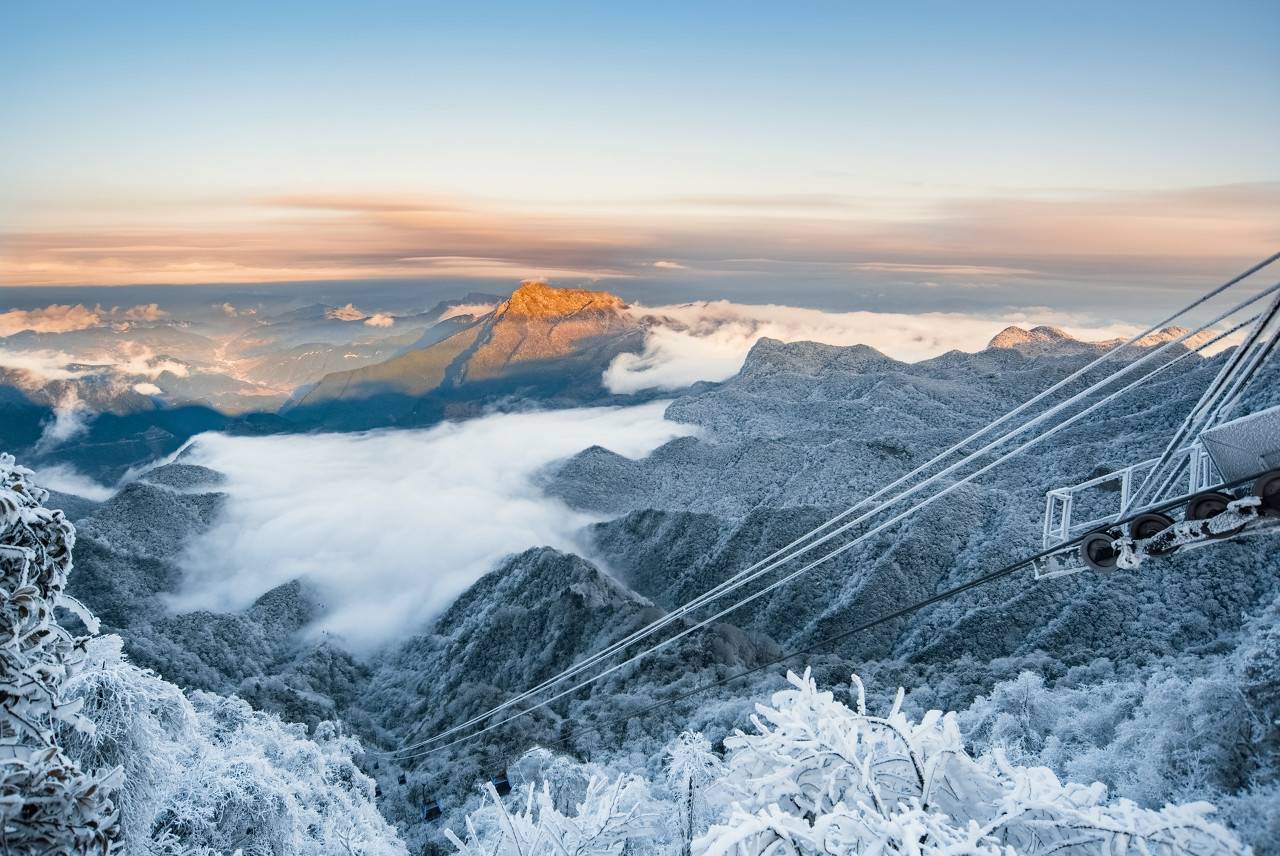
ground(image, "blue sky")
xmin=1 ymin=0 xmax=1276 ymax=303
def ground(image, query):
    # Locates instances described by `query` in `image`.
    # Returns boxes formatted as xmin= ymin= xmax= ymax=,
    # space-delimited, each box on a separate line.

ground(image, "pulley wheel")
xmin=1079 ymin=530 xmax=1119 ymax=573
xmin=1253 ymin=469 xmax=1280 ymax=515
xmin=1185 ymin=491 xmax=1234 ymax=521
xmin=1185 ymin=490 xmax=1245 ymax=538
xmin=1128 ymin=512 xmax=1175 ymax=540
xmin=1131 ymin=511 xmax=1177 ymax=557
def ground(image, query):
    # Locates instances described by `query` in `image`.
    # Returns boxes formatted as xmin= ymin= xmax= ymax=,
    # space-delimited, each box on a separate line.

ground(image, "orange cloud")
xmin=1 ymin=184 xmax=1275 ymax=287
xmin=0 ymin=304 xmax=101 ymax=336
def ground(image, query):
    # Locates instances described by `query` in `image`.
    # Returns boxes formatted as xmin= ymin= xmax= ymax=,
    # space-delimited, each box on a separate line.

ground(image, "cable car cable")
xmin=386 ymin=284 xmax=1277 ymax=758
xmin=433 ymin=469 xmax=1271 ymax=762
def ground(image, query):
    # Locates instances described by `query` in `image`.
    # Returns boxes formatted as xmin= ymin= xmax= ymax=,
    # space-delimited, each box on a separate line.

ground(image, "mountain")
xmin=988 ymin=323 xmax=1216 ymax=355
xmin=285 ymin=281 xmax=644 ymax=429
xmin=987 ymin=324 xmax=1095 ymax=355
xmin=35 ymin=307 xmax=1280 ymax=853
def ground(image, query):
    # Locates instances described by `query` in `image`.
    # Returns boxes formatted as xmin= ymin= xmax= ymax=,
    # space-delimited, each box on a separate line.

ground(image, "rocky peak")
xmin=990 ymin=323 xmax=1215 ymax=355
xmin=987 ymin=325 xmax=1077 ymax=351
xmin=501 ymin=280 xmax=627 ymax=318
xmin=461 ymin=281 xmax=636 ymax=379
xmin=1129 ymin=325 xmax=1215 ymax=350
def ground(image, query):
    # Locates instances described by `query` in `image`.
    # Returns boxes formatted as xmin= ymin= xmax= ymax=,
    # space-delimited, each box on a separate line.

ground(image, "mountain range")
xmin=1 ymin=279 xmax=1230 ymax=486
xmin=35 ymin=310 xmax=1280 ymax=853
xmin=1 ymin=282 xmax=653 ymax=477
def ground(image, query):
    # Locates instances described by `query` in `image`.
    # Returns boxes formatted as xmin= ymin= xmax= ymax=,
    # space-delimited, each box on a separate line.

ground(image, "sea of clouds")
xmin=603 ymin=301 xmax=1144 ymax=393
xmin=168 ymin=402 xmax=696 ymax=651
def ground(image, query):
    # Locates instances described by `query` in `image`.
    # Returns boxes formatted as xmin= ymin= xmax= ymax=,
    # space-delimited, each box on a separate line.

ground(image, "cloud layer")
xmin=169 ymin=403 xmax=696 ymax=651
xmin=34 ymin=390 xmax=91 ymax=452
xmin=604 ymin=301 xmax=1143 ymax=392
xmin=3 ymin=184 xmax=1275 ymax=290
xmin=0 ymin=343 xmax=188 ymax=384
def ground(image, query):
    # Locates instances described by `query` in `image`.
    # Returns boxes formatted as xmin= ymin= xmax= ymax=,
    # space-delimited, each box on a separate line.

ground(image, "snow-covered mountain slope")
xmin=51 ymin=328 xmax=1280 ymax=854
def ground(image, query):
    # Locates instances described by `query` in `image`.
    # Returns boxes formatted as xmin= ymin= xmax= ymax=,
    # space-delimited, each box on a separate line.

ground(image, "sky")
xmin=1 ymin=0 xmax=1277 ymax=314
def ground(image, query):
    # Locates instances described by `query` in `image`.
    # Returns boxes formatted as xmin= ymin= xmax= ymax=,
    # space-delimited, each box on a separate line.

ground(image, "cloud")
xmin=664 ymin=193 xmax=857 ymax=210
xmin=34 ymin=389 xmax=92 ymax=453
xmin=261 ymin=193 xmax=460 ymax=213
xmin=0 ymin=304 xmax=101 ymax=337
xmin=114 ymin=343 xmax=190 ymax=378
xmin=168 ymin=402 xmax=697 ymax=651
xmin=133 ymin=381 xmax=163 ymax=395
xmin=603 ymin=301 xmax=1143 ymax=393
xmin=326 ymin=303 xmax=367 ymax=321
xmin=363 ymin=312 xmax=395 ymax=328
xmin=653 ymin=260 xmax=687 ymax=270
xmin=0 ymin=348 xmax=90 ymax=383
xmin=32 ymin=464 xmax=115 ymax=502
xmin=438 ymin=302 xmax=497 ymax=321
xmin=846 ymin=262 xmax=1034 ymax=276
xmin=0 ymin=342 xmax=187 ymax=390
xmin=116 ymin=303 xmax=167 ymax=321
xmin=3 ymin=183 xmax=1275 ymax=289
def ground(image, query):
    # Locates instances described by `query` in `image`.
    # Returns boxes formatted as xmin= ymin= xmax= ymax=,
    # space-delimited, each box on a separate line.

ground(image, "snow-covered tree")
xmin=448 ymin=668 xmax=1251 ymax=855
xmin=699 ymin=669 xmax=1248 ymax=856
xmin=0 ymin=452 xmax=405 ymax=854
xmin=57 ymin=640 xmax=407 ymax=855
xmin=0 ymin=452 xmax=121 ymax=852
xmin=448 ymin=770 xmax=670 ymax=856
xmin=664 ymin=731 xmax=721 ymax=855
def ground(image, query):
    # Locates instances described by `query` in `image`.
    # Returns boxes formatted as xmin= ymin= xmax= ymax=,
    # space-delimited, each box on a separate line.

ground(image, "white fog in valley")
xmin=169 ymin=402 xmax=696 ymax=651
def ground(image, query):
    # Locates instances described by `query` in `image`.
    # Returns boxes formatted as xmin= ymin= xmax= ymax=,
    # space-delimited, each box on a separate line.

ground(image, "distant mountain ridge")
xmin=987 ymin=323 xmax=1216 ymax=354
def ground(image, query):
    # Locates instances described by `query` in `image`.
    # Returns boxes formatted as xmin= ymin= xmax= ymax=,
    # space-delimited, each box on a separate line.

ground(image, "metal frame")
xmin=1042 ymin=444 xmax=1217 ymax=548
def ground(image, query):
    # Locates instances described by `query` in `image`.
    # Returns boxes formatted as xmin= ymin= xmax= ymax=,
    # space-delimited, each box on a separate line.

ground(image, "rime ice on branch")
xmin=0 ymin=452 xmax=122 ymax=852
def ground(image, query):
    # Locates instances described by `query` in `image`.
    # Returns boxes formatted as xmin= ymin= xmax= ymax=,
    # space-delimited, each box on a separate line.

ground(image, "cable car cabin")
xmin=1199 ymin=404 xmax=1280 ymax=486
xmin=1038 ymin=404 xmax=1280 ymax=578
xmin=491 ymin=771 xmax=512 ymax=797
xmin=423 ymin=799 xmax=443 ymax=822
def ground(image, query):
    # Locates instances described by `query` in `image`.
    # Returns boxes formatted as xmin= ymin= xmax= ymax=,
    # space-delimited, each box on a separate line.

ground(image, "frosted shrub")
xmin=448 ymin=772 xmax=671 ymax=856
xmin=59 ymin=647 xmax=407 ymax=855
xmin=700 ymin=669 xmax=1248 ymax=856
xmin=452 ymin=669 xmax=1249 ymax=856
xmin=0 ymin=453 xmax=121 ymax=852
xmin=956 ymin=595 xmax=1280 ymax=853
xmin=56 ymin=636 xmax=193 ymax=852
